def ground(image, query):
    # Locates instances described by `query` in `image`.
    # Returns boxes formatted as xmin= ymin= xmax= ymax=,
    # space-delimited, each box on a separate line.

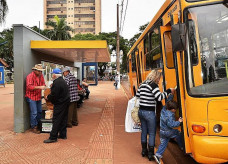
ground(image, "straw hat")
xmin=33 ymin=64 xmax=45 ymax=71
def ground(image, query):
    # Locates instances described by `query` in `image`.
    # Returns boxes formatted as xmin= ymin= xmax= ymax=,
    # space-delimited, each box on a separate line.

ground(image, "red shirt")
xmin=77 ymin=83 xmax=83 ymax=90
xmin=25 ymin=71 xmax=45 ymax=101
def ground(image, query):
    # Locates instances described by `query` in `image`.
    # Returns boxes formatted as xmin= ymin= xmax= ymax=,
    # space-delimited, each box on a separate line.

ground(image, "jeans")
xmin=138 ymin=109 xmax=156 ymax=146
xmin=26 ymin=97 xmax=42 ymax=128
xmin=85 ymin=89 xmax=90 ymax=98
xmin=155 ymin=129 xmax=182 ymax=158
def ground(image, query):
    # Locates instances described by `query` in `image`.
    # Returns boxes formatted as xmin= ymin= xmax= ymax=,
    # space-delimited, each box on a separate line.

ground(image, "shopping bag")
xmin=125 ymin=97 xmax=141 ymax=133
xmin=131 ymin=98 xmax=140 ymax=124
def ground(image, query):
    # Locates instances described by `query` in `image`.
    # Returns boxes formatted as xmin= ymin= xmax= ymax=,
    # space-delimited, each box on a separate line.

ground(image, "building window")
xmin=74 ymin=14 xmax=95 ymax=18
xmin=74 ymin=0 xmax=95 ymax=3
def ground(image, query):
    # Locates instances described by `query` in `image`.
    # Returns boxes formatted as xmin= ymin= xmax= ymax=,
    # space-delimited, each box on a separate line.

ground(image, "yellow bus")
xmin=127 ymin=0 xmax=228 ymax=163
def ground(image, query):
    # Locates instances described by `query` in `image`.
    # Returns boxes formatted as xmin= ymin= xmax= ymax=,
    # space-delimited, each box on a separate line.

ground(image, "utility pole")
xmin=116 ymin=4 xmax=120 ymax=89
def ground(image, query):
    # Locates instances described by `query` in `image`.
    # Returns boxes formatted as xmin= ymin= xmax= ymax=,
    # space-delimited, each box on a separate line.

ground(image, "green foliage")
xmin=0 ymin=0 xmax=8 ymax=24
xmin=45 ymin=15 xmax=74 ymax=40
xmin=72 ymin=32 xmax=130 ymax=75
xmin=129 ymin=22 xmax=149 ymax=47
xmin=0 ymin=28 xmax=13 ymax=68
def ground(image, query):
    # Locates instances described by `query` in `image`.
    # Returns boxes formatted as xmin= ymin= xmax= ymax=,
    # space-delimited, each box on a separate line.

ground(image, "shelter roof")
xmin=31 ymin=40 xmax=110 ymax=63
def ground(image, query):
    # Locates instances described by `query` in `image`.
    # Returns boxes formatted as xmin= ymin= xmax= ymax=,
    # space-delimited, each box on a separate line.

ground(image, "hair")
xmin=82 ymin=78 xmax=86 ymax=80
xmin=53 ymin=73 xmax=62 ymax=79
xmin=145 ymin=70 xmax=161 ymax=83
xmin=166 ymin=100 xmax=178 ymax=110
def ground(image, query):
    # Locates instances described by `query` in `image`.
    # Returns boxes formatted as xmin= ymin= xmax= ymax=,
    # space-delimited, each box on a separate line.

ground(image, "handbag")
xmin=131 ymin=97 xmax=140 ymax=123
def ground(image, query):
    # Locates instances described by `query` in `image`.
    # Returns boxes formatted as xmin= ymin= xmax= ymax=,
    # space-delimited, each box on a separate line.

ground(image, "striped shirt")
xmin=25 ymin=71 xmax=45 ymax=101
xmin=64 ymin=73 xmax=80 ymax=102
xmin=136 ymin=80 xmax=171 ymax=111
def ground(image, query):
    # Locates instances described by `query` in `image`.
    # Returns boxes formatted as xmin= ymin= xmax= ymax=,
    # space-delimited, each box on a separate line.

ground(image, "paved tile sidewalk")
xmin=0 ymin=82 xmax=155 ymax=164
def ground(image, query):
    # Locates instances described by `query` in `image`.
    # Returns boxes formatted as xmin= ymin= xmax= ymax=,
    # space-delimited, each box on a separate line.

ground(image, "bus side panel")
xmin=128 ymin=55 xmax=134 ymax=95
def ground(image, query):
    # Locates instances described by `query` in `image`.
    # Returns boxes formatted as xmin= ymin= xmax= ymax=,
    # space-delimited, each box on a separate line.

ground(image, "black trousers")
xmin=49 ymin=101 xmax=69 ymax=140
xmin=67 ymin=101 xmax=78 ymax=126
xmin=78 ymin=94 xmax=84 ymax=104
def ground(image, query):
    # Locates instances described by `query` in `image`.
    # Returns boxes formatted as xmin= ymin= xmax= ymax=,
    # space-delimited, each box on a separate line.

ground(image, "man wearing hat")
xmin=25 ymin=64 xmax=46 ymax=134
xmin=62 ymin=67 xmax=79 ymax=127
xmin=44 ymin=68 xmax=70 ymax=143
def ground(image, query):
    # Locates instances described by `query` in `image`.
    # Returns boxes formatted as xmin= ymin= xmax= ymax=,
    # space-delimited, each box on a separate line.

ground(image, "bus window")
xmin=132 ymin=52 xmax=136 ymax=72
xmin=150 ymin=27 xmax=162 ymax=68
xmin=145 ymin=37 xmax=152 ymax=70
xmin=188 ymin=20 xmax=198 ymax=65
xmin=185 ymin=4 xmax=228 ymax=95
xmin=164 ymin=31 xmax=174 ymax=68
xmin=144 ymin=37 xmax=149 ymax=54
xmin=127 ymin=58 xmax=130 ymax=73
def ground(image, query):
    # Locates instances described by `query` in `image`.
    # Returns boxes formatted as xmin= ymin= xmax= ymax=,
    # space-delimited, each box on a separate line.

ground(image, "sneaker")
xmin=154 ymin=155 xmax=161 ymax=164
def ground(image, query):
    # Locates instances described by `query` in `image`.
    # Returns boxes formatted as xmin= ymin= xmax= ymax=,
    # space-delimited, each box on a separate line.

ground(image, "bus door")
xmin=135 ymin=51 xmax=142 ymax=87
xmin=160 ymin=26 xmax=177 ymax=100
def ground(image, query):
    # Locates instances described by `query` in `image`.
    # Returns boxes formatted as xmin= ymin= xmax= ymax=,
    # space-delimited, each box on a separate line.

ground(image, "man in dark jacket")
xmin=44 ymin=68 xmax=70 ymax=143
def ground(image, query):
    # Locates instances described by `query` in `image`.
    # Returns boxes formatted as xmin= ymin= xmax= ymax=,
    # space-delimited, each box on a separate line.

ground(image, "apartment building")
xmin=44 ymin=0 xmax=101 ymax=36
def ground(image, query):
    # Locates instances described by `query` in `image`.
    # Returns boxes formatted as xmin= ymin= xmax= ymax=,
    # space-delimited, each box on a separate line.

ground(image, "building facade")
xmin=44 ymin=0 xmax=101 ymax=36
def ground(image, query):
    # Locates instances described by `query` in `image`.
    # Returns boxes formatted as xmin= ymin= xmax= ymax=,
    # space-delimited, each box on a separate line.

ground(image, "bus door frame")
xmin=160 ymin=24 xmax=191 ymax=153
xmin=160 ymin=26 xmax=177 ymax=102
xmin=135 ymin=50 xmax=142 ymax=87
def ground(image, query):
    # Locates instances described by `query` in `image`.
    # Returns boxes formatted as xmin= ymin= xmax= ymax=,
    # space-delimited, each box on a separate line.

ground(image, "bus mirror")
xmin=171 ymin=23 xmax=187 ymax=52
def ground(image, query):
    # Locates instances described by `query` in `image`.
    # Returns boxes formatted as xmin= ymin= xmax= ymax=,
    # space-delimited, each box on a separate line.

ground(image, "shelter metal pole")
xmin=116 ymin=4 xmax=120 ymax=89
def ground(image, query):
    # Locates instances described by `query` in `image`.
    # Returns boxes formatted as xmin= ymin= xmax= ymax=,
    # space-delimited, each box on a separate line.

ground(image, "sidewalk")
xmin=0 ymin=82 xmax=155 ymax=164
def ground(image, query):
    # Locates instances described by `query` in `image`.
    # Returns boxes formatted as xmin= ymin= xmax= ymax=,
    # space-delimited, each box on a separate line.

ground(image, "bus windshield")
xmin=185 ymin=3 xmax=228 ymax=96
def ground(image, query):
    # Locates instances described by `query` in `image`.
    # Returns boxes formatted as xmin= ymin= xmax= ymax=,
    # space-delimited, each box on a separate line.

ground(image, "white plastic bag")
xmin=125 ymin=97 xmax=141 ymax=133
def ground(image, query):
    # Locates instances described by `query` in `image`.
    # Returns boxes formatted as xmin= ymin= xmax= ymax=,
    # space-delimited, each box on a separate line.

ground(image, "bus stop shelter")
xmin=13 ymin=24 xmax=110 ymax=133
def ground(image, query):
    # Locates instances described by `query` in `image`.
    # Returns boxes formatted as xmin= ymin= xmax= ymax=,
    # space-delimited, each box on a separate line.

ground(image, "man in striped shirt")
xmin=63 ymin=67 xmax=80 ymax=127
xmin=25 ymin=64 xmax=46 ymax=134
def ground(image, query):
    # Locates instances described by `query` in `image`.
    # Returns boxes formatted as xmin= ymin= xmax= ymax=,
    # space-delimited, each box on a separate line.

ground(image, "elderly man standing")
xmin=63 ymin=67 xmax=79 ymax=127
xmin=25 ymin=64 xmax=46 ymax=134
xmin=44 ymin=68 xmax=70 ymax=143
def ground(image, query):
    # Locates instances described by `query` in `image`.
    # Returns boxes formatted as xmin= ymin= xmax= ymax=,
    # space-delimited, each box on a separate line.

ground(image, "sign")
xmin=42 ymin=123 xmax=53 ymax=132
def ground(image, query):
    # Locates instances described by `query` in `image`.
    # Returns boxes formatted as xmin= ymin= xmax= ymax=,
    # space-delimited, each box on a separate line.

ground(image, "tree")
xmin=45 ymin=15 xmax=74 ymax=40
xmin=72 ymin=32 xmax=130 ymax=75
xmin=0 ymin=28 xmax=13 ymax=69
xmin=0 ymin=0 xmax=8 ymax=24
xmin=129 ymin=22 xmax=149 ymax=47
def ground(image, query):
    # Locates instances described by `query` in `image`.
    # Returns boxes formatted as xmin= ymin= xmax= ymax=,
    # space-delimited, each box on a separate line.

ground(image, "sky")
xmin=0 ymin=0 xmax=166 ymax=40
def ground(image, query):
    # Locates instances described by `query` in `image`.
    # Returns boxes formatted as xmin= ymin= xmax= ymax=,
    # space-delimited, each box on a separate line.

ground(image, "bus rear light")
xmin=213 ymin=124 xmax=222 ymax=133
xmin=192 ymin=125 xmax=206 ymax=133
